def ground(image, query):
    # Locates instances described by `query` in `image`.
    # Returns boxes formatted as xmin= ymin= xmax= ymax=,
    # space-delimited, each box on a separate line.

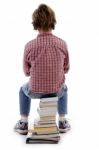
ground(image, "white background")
xmin=0 ymin=0 xmax=99 ymax=149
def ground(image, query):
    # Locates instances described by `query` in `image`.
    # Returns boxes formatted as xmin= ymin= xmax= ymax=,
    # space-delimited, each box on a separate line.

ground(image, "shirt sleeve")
xmin=23 ymin=44 xmax=31 ymax=76
xmin=64 ymin=43 xmax=70 ymax=74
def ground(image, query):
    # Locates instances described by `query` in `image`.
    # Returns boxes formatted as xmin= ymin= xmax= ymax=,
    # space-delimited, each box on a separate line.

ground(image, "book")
xmin=26 ymin=96 xmax=60 ymax=144
xmin=37 ymin=110 xmax=56 ymax=116
xmin=34 ymin=120 xmax=56 ymax=128
xmin=40 ymin=97 xmax=58 ymax=102
xmin=26 ymin=137 xmax=60 ymax=144
xmin=27 ymin=128 xmax=60 ymax=143
xmin=34 ymin=119 xmax=56 ymax=124
xmin=29 ymin=126 xmax=59 ymax=135
xmin=40 ymin=101 xmax=57 ymax=105
xmin=40 ymin=116 xmax=56 ymax=121
xmin=40 ymin=115 xmax=56 ymax=119
xmin=28 ymin=131 xmax=59 ymax=138
xmin=34 ymin=124 xmax=56 ymax=128
xmin=37 ymin=108 xmax=57 ymax=112
xmin=27 ymin=137 xmax=60 ymax=141
xmin=38 ymin=107 xmax=57 ymax=111
xmin=39 ymin=103 xmax=57 ymax=108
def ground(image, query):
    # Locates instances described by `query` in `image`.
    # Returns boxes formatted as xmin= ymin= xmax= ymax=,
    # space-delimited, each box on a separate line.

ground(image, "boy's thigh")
xmin=21 ymin=82 xmax=56 ymax=99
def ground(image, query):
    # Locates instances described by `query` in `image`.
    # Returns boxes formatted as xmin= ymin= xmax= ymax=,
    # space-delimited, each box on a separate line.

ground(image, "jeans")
xmin=19 ymin=82 xmax=68 ymax=116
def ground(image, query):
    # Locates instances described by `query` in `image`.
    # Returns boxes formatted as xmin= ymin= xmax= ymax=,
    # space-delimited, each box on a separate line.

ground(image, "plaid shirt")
xmin=23 ymin=32 xmax=70 ymax=93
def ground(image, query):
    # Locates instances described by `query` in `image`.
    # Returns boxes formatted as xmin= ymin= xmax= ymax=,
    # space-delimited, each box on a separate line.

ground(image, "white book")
xmin=37 ymin=109 xmax=56 ymax=116
xmin=38 ymin=110 xmax=57 ymax=114
xmin=39 ymin=113 xmax=56 ymax=117
xmin=39 ymin=107 xmax=57 ymax=111
xmin=39 ymin=102 xmax=57 ymax=105
xmin=40 ymin=97 xmax=58 ymax=103
xmin=40 ymin=102 xmax=57 ymax=106
xmin=37 ymin=108 xmax=57 ymax=114
xmin=34 ymin=118 xmax=56 ymax=124
xmin=40 ymin=119 xmax=56 ymax=122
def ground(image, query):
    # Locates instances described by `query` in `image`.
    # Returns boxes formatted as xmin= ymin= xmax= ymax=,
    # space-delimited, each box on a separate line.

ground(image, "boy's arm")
xmin=64 ymin=43 xmax=70 ymax=74
xmin=23 ymin=44 xmax=31 ymax=76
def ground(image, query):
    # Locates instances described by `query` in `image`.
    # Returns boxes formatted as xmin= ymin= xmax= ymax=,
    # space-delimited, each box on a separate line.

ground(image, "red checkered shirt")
xmin=23 ymin=32 xmax=70 ymax=93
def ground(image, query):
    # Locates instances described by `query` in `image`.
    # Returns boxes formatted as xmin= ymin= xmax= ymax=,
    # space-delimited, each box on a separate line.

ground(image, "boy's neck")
xmin=38 ymin=30 xmax=52 ymax=34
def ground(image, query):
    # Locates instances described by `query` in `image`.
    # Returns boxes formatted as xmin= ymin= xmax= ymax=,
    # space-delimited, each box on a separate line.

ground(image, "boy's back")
xmin=23 ymin=32 xmax=69 ymax=93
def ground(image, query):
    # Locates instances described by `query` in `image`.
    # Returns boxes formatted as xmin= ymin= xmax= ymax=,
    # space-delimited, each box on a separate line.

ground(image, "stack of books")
xmin=26 ymin=97 xmax=60 ymax=144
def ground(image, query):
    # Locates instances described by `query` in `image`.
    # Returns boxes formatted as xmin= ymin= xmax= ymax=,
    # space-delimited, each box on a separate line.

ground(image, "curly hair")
xmin=32 ymin=4 xmax=57 ymax=31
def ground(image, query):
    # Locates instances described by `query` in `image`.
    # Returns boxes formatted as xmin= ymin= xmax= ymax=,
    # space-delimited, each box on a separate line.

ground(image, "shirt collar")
xmin=37 ymin=31 xmax=52 ymax=37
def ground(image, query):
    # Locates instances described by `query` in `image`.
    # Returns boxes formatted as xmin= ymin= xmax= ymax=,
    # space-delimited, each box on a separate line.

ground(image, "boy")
xmin=14 ymin=4 xmax=70 ymax=135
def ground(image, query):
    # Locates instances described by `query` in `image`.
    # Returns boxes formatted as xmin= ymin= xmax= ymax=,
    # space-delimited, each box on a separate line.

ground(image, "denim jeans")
xmin=19 ymin=82 xmax=68 ymax=116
